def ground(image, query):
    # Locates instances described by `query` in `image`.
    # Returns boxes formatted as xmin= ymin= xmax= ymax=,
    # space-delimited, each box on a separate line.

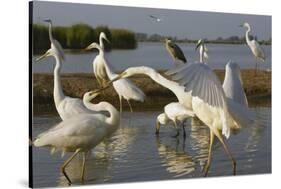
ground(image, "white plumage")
xmin=34 ymin=90 xmax=120 ymax=184
xmin=85 ymin=42 xmax=145 ymax=113
xmin=240 ymin=22 xmax=265 ymax=73
xmin=36 ymin=20 xmax=97 ymax=120
xmin=156 ymin=102 xmax=195 ymax=137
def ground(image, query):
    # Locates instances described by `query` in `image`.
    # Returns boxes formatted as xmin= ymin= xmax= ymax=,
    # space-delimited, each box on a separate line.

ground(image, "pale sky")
xmin=32 ymin=1 xmax=272 ymax=40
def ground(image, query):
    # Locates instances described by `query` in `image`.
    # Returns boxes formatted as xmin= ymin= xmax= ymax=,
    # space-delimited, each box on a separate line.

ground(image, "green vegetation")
xmin=33 ymin=23 xmax=137 ymax=53
xmin=135 ymin=32 xmax=272 ymax=45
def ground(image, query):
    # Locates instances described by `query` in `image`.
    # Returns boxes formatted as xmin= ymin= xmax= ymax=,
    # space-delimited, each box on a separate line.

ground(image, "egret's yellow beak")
xmin=104 ymin=37 xmax=110 ymax=44
xmin=106 ymin=71 xmax=127 ymax=85
xmin=84 ymin=44 xmax=94 ymax=51
xmin=155 ymin=120 xmax=161 ymax=135
xmin=36 ymin=51 xmax=50 ymax=62
xmin=88 ymin=90 xmax=101 ymax=98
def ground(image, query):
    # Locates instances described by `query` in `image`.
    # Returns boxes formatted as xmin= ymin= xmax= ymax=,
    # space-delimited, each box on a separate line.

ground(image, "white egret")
xmin=36 ymin=25 xmax=98 ymax=120
xmin=85 ymin=42 xmax=145 ymax=113
xmin=34 ymin=89 xmax=120 ymax=184
xmin=156 ymin=102 xmax=195 ymax=137
xmin=110 ymin=62 xmax=254 ymax=176
xmin=44 ymin=19 xmax=65 ymax=61
xmin=165 ymin=39 xmax=187 ymax=64
xmin=196 ymin=39 xmax=209 ymax=64
xmin=240 ymin=22 xmax=265 ymax=74
xmin=89 ymin=32 xmax=110 ymax=88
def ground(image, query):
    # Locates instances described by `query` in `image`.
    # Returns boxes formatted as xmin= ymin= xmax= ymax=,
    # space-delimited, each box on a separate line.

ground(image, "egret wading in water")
xmin=165 ymin=39 xmax=187 ymax=64
xmin=240 ymin=22 xmax=265 ymax=74
xmin=34 ymin=89 xmax=120 ymax=185
xmin=85 ymin=42 xmax=145 ymax=113
xmin=196 ymin=39 xmax=209 ymax=64
xmin=36 ymin=20 xmax=98 ymax=120
xmin=156 ymin=102 xmax=195 ymax=137
xmin=110 ymin=62 xmax=254 ymax=176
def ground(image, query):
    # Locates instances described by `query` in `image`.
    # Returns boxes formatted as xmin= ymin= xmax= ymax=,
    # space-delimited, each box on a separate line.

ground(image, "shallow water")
xmin=32 ymin=107 xmax=271 ymax=188
xmin=33 ymin=42 xmax=272 ymax=73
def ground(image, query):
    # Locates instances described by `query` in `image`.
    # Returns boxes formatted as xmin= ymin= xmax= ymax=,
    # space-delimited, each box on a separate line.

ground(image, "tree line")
xmin=33 ymin=23 xmax=137 ymax=53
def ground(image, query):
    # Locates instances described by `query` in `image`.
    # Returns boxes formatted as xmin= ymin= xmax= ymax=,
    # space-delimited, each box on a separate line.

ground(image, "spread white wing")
xmin=166 ymin=63 xmax=231 ymax=138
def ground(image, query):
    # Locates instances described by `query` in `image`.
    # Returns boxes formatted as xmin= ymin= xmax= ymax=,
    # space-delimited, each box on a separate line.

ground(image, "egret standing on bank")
xmin=34 ymin=89 xmax=120 ymax=185
xmin=85 ymin=42 xmax=145 ymax=113
xmin=240 ymin=22 xmax=265 ymax=74
xmin=196 ymin=39 xmax=209 ymax=64
xmin=36 ymin=20 xmax=98 ymax=120
xmin=165 ymin=39 xmax=187 ymax=64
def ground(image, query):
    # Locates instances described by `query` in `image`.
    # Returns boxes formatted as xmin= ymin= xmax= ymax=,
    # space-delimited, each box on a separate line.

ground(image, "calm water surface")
xmin=32 ymin=106 xmax=271 ymax=187
xmin=33 ymin=42 xmax=272 ymax=73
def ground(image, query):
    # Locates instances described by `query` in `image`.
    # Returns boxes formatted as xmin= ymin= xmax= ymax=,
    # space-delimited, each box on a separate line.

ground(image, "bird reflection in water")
xmin=155 ymin=136 xmax=195 ymax=177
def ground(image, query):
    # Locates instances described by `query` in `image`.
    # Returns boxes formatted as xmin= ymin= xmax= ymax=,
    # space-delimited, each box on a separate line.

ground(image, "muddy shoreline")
xmin=32 ymin=69 xmax=271 ymax=113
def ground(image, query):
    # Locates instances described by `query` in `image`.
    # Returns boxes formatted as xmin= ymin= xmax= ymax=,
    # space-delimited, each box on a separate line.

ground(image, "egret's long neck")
xmin=53 ymin=55 xmax=65 ymax=106
xmin=245 ymin=26 xmax=251 ymax=45
xmin=127 ymin=66 xmax=184 ymax=99
xmin=84 ymin=100 xmax=120 ymax=126
xmin=199 ymin=45 xmax=204 ymax=63
xmin=99 ymin=36 xmax=104 ymax=50
xmin=48 ymin=22 xmax=54 ymax=43
xmin=96 ymin=46 xmax=117 ymax=80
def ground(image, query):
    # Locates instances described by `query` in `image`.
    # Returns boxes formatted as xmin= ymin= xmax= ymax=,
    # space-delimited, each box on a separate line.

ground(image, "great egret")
xmin=240 ymin=22 xmax=265 ymax=74
xmin=34 ymin=89 xmax=120 ymax=184
xmin=196 ymin=39 xmax=209 ymax=64
xmin=165 ymin=39 xmax=187 ymax=64
xmin=88 ymin=32 xmax=110 ymax=88
xmin=109 ymin=62 xmax=254 ymax=176
xmin=156 ymin=102 xmax=195 ymax=137
xmin=85 ymin=42 xmax=145 ymax=113
xmin=36 ymin=24 xmax=98 ymax=120
xmin=44 ymin=19 xmax=65 ymax=61
xmin=149 ymin=15 xmax=162 ymax=22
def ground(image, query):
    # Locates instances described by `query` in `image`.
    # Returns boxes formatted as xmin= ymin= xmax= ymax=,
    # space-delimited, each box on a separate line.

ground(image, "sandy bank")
xmin=32 ymin=69 xmax=271 ymax=113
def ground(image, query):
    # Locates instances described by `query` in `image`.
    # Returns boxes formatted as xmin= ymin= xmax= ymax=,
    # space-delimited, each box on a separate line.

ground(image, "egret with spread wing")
xmin=108 ymin=62 xmax=254 ymax=175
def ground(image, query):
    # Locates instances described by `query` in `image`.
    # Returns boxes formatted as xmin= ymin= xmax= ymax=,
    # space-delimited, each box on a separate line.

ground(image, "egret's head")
xmin=157 ymin=113 xmax=168 ymax=125
xmin=85 ymin=42 xmax=100 ymax=51
xmin=35 ymin=48 xmax=52 ymax=62
xmin=155 ymin=113 xmax=168 ymax=135
xmin=195 ymin=39 xmax=204 ymax=51
xmin=83 ymin=89 xmax=101 ymax=102
xmin=36 ymin=43 xmax=64 ymax=62
xmin=100 ymin=32 xmax=110 ymax=43
xmin=164 ymin=38 xmax=172 ymax=44
xmin=43 ymin=19 xmax=52 ymax=24
xmin=239 ymin=22 xmax=250 ymax=29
